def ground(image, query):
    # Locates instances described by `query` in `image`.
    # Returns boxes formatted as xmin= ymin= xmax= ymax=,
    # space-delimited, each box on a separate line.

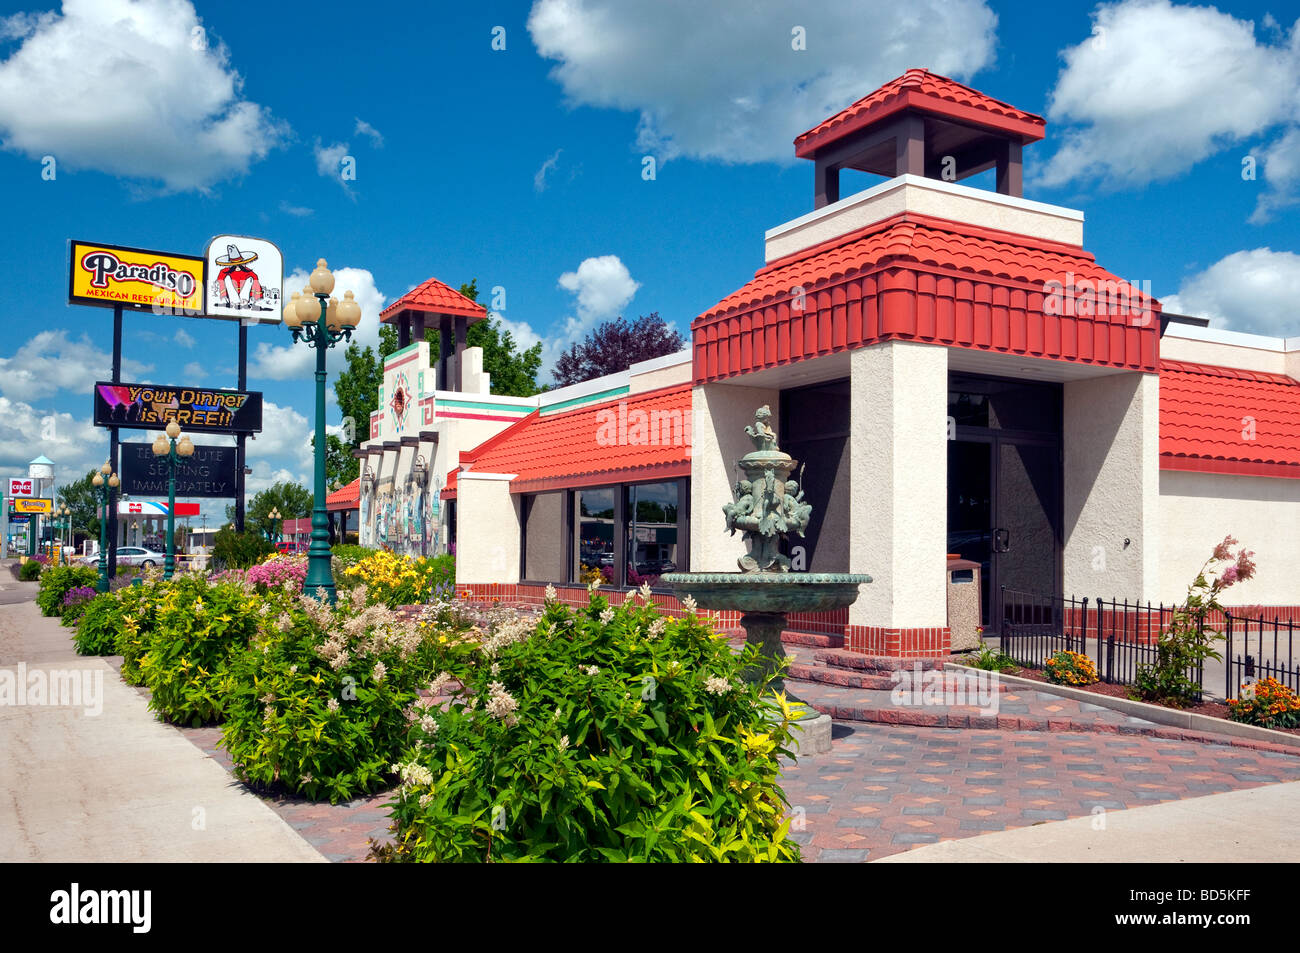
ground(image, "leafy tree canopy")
xmin=226 ymin=481 xmax=313 ymax=538
xmin=552 ymin=313 xmax=685 ymax=387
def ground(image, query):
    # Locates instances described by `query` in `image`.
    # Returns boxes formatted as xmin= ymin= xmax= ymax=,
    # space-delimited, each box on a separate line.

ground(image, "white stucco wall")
xmin=691 ymin=381 xmax=780 ymax=572
xmin=455 ymin=473 xmax=520 ymax=585
xmin=764 ymin=174 xmax=1084 ymax=263
xmin=1159 ymin=469 xmax=1300 ymax=607
xmin=1062 ymin=371 xmax=1160 ymax=601
xmin=848 ymin=341 xmax=949 ymax=629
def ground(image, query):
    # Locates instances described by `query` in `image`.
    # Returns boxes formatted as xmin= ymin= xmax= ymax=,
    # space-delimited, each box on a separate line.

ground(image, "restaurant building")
xmin=358 ymin=70 xmax=1300 ymax=657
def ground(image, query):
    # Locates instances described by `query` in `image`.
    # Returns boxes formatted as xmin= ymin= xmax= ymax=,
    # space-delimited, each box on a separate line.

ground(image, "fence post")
xmin=1225 ymin=613 xmax=1233 ymax=700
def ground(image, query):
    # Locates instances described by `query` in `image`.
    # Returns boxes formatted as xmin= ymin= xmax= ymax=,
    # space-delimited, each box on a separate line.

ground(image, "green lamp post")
xmin=283 ymin=259 xmax=363 ymax=604
xmin=152 ymin=421 xmax=194 ymax=580
xmin=266 ymin=506 xmax=282 ymax=545
xmin=91 ymin=462 xmax=119 ymax=594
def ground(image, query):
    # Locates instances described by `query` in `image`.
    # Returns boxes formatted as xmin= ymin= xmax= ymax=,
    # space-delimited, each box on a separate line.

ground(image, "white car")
xmin=81 ymin=546 xmax=166 ymax=568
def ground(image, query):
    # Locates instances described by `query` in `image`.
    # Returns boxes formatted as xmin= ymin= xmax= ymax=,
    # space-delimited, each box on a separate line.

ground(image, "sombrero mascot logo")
xmin=213 ymin=244 xmax=273 ymax=311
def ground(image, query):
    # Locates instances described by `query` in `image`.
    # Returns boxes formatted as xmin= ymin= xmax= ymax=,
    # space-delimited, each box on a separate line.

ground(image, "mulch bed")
xmin=992 ymin=663 xmax=1300 ymax=736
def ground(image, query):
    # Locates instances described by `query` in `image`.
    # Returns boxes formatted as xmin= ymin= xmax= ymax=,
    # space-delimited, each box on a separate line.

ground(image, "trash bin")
xmin=946 ymin=555 xmax=982 ymax=652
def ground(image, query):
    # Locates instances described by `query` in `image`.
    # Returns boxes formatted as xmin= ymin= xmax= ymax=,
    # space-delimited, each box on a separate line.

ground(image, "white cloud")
xmin=1038 ymin=0 xmax=1300 ymax=189
xmin=0 ymin=396 xmax=106 ymax=489
xmin=1162 ymin=248 xmax=1300 ymax=335
xmin=354 ymin=118 xmax=384 ymax=147
xmin=245 ymin=399 xmax=313 ymax=471
xmin=0 ymin=0 xmax=286 ymax=193
xmin=1250 ymin=127 xmax=1300 ymax=223
xmin=527 ymin=0 xmax=997 ymax=164
xmin=247 ymin=266 xmax=387 ymax=381
xmin=534 ymin=148 xmax=563 ymax=191
xmin=279 ymin=200 xmax=313 ymax=217
xmin=181 ymin=361 xmax=205 ymax=380
xmin=0 ymin=330 xmax=152 ymax=402
xmin=557 ymin=255 xmax=639 ymax=333
xmin=313 ymin=139 xmax=350 ymax=179
xmin=174 ymin=328 xmax=196 ymax=349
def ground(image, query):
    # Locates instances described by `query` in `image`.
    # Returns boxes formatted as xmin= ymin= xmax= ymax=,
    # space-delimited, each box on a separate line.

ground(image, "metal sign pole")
xmin=236 ymin=322 xmax=248 ymax=533
xmin=108 ymin=303 xmax=122 ymax=579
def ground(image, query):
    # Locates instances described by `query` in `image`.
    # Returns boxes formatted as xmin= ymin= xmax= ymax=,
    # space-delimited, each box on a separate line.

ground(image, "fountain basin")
xmin=660 ymin=572 xmax=871 ymax=614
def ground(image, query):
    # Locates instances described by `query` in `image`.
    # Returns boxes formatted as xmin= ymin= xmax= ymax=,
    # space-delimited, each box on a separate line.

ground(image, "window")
xmin=573 ymin=486 xmax=616 ymax=585
xmin=624 ymin=482 xmax=679 ymax=587
xmin=520 ymin=478 xmax=689 ymax=590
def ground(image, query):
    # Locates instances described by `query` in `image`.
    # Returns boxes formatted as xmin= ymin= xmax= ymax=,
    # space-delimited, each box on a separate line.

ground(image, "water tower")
xmin=28 ymin=455 xmax=54 ymax=556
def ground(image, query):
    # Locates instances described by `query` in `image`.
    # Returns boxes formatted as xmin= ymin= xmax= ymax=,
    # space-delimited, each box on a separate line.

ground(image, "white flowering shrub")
xmin=375 ymin=586 xmax=802 ymax=862
xmin=218 ymin=585 xmax=477 ymax=804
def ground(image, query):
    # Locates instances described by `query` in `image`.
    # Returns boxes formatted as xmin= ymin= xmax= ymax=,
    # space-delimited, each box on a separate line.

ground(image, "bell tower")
xmin=794 ymin=68 xmax=1046 ymax=208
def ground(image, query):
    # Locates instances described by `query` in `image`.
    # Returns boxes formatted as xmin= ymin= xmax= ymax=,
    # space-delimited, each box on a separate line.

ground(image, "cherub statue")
xmin=744 ymin=405 xmax=778 ymax=452
xmin=723 ymin=479 xmax=758 ymax=535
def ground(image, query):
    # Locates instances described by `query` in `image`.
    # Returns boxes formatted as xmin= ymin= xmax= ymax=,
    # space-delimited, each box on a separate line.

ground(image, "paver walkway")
xmin=0 ymin=596 xmax=324 ymax=862
xmin=780 ymin=723 xmax=1300 ymax=862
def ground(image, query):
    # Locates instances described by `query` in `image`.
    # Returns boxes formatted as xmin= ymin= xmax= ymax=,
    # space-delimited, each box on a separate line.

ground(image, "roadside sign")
xmin=8 ymin=478 xmax=34 ymax=497
xmin=13 ymin=498 xmax=53 ymax=514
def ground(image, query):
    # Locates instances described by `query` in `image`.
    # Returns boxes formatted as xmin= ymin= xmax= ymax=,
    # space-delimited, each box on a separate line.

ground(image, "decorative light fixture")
xmin=91 ymin=462 xmax=120 ymax=593
xmin=152 ymin=420 xmax=194 ymax=580
xmin=284 ymin=259 xmax=363 ymax=604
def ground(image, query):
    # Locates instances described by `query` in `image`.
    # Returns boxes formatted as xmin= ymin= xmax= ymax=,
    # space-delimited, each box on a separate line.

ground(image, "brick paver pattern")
xmin=780 ymin=724 xmax=1300 ymax=862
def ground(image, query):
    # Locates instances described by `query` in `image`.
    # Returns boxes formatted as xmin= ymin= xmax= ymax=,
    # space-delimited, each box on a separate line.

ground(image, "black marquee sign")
xmin=119 ymin=443 xmax=238 ymax=498
xmin=93 ymin=381 xmax=263 ymax=434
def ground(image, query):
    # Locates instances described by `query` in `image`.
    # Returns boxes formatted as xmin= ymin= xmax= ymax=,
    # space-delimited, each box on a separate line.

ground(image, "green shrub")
xmin=114 ymin=580 xmax=166 ymax=685
xmin=212 ymin=527 xmax=274 ymax=570
xmin=36 ymin=565 xmax=98 ymax=617
xmin=330 ymin=544 xmax=375 ymax=571
xmin=19 ymin=560 xmax=42 ymax=581
xmin=74 ymin=593 xmax=128 ymax=655
xmin=138 ymin=575 xmax=260 ymax=726
xmin=219 ymin=589 xmax=455 ymax=803
xmin=965 ymin=641 xmax=1018 ymax=673
xmin=377 ymin=588 xmax=802 ymax=863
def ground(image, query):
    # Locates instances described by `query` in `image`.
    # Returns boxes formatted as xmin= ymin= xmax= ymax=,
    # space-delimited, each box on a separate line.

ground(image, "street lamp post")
xmin=152 ymin=421 xmax=195 ymax=580
xmin=266 ymin=507 xmax=282 ymax=545
xmin=283 ymin=260 xmax=362 ymax=604
xmin=91 ymin=463 xmax=119 ymax=594
xmin=58 ymin=505 xmax=71 ymax=564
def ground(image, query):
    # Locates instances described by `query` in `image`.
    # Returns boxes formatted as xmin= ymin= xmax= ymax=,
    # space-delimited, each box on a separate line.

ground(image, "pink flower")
xmin=1221 ymin=566 xmax=1238 ymax=585
xmin=1211 ymin=535 xmax=1238 ymax=562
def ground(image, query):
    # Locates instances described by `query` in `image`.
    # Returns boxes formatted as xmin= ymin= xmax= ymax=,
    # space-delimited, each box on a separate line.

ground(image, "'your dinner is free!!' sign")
xmin=93 ymin=382 xmax=263 ymax=434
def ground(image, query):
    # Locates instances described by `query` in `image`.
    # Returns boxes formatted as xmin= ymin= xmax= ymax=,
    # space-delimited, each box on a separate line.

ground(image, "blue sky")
xmin=1 ymin=0 xmax=1298 ymax=519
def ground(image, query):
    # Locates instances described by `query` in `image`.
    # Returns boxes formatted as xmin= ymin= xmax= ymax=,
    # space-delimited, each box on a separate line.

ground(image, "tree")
xmin=326 ymin=279 xmax=543 ymax=486
xmin=57 ymin=470 xmax=103 ymax=541
xmin=552 ymin=313 xmax=685 ymax=387
xmin=226 ymin=481 xmax=313 ymax=539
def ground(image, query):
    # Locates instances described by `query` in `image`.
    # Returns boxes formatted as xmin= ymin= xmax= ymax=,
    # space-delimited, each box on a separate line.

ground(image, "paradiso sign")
xmin=69 ymin=240 xmax=204 ymax=313
xmin=94 ymin=382 xmax=263 ymax=434
xmin=13 ymin=498 xmax=53 ymax=514
xmin=68 ymin=236 xmax=282 ymax=323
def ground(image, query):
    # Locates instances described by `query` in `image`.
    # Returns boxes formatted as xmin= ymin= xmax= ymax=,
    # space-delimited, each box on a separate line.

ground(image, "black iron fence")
xmin=1224 ymin=613 xmax=1300 ymax=700
xmin=999 ymin=588 xmax=1203 ymax=702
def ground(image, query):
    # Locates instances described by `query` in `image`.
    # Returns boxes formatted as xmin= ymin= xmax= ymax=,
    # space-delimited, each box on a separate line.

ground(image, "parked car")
xmin=81 ymin=546 xmax=166 ymax=568
xmin=275 ymin=541 xmax=304 ymax=555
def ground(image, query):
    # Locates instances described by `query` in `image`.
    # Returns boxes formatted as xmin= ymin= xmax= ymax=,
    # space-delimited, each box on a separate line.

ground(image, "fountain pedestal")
xmin=664 ymin=405 xmax=871 ymax=757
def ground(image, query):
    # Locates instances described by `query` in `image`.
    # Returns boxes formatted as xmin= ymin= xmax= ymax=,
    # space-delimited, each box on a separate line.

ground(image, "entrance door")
xmin=947 ymin=374 xmax=1063 ymax=634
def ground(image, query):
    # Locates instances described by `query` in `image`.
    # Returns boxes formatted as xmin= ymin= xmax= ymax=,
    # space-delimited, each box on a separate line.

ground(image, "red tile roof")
xmin=1160 ymin=360 xmax=1300 ymax=478
xmin=704 ymin=215 xmax=1128 ymax=320
xmin=380 ymin=276 xmax=488 ymax=324
xmin=326 ymin=477 xmax=360 ymax=511
xmin=458 ymin=385 xmax=693 ymax=493
xmin=693 ymin=212 xmax=1159 ymax=381
xmin=441 ymin=466 xmax=458 ymax=500
xmin=795 ymin=68 xmax=1045 ymax=159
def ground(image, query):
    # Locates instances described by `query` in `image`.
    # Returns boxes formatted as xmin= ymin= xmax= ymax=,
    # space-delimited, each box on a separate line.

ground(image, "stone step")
xmin=812 ymin=648 xmax=948 ymax=673
xmin=788 ymin=685 xmax=1048 ymax=731
xmin=788 ymin=660 xmax=1012 ymax=693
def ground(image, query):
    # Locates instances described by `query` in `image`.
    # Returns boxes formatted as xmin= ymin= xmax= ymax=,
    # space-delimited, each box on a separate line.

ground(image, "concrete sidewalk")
xmin=0 ymin=596 xmax=324 ymax=862
xmin=876 ymin=779 xmax=1300 ymax=862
